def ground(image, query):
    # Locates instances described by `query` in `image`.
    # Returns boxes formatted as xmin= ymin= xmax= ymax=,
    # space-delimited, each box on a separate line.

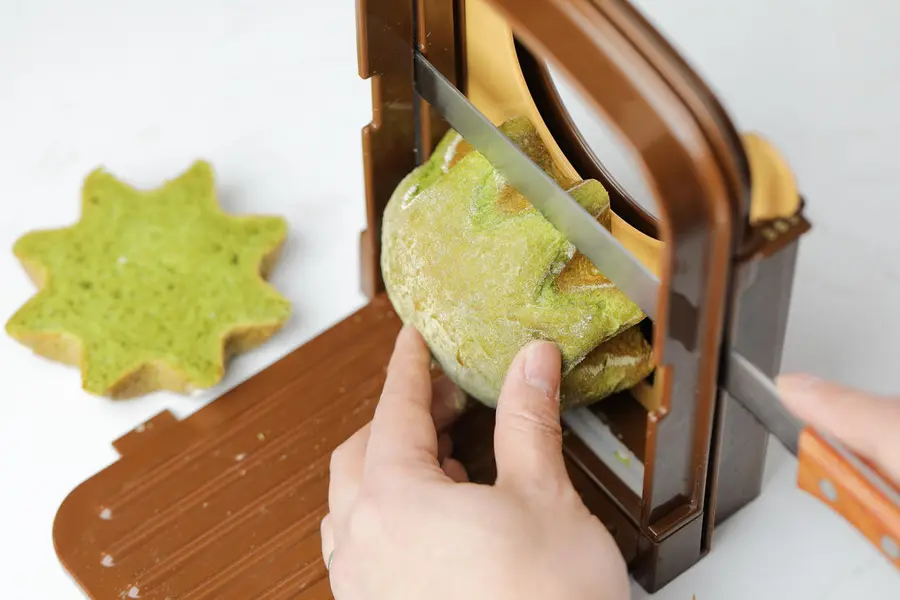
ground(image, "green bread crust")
xmin=381 ymin=117 xmax=654 ymax=410
xmin=5 ymin=160 xmax=291 ymax=398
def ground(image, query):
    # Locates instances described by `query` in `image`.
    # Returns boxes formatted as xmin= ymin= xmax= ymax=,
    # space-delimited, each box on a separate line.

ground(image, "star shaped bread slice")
xmin=5 ymin=160 xmax=292 ymax=398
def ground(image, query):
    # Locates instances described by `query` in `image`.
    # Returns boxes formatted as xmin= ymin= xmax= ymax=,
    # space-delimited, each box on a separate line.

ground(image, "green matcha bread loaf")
xmin=5 ymin=160 xmax=291 ymax=398
xmin=381 ymin=117 xmax=654 ymax=410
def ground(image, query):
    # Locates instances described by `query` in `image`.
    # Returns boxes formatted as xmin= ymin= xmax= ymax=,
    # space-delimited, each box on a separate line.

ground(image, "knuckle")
xmin=329 ymin=441 xmax=353 ymax=474
xmin=505 ymin=406 xmax=563 ymax=440
xmin=378 ymin=388 xmax=409 ymax=405
xmin=345 ymin=485 xmax=387 ymax=542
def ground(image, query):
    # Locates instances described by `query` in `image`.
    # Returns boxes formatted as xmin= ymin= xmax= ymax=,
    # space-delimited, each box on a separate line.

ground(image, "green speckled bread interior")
xmin=5 ymin=160 xmax=291 ymax=398
xmin=380 ymin=117 xmax=654 ymax=410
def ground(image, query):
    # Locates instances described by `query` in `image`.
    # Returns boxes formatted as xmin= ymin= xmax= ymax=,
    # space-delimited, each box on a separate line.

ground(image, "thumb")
xmin=777 ymin=373 xmax=900 ymax=478
xmin=494 ymin=340 xmax=570 ymax=493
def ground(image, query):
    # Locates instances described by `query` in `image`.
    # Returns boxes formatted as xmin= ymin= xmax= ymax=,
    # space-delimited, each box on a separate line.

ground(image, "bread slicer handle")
xmin=797 ymin=427 xmax=900 ymax=570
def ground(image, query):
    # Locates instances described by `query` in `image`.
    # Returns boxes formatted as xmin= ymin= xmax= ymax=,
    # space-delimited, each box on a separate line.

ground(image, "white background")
xmin=0 ymin=0 xmax=898 ymax=597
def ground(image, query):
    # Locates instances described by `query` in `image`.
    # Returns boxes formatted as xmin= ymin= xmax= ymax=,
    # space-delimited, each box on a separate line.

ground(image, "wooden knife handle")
xmin=797 ymin=427 xmax=900 ymax=569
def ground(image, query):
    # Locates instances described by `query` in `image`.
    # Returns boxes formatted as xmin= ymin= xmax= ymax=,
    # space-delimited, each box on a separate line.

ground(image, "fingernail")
xmin=524 ymin=341 xmax=560 ymax=401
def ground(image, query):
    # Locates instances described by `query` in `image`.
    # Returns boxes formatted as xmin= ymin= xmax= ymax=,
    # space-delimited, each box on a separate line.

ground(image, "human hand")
xmin=320 ymin=325 xmax=630 ymax=600
xmin=777 ymin=373 xmax=900 ymax=481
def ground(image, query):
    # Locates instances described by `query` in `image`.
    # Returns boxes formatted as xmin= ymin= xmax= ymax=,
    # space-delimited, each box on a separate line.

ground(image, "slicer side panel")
xmin=708 ymin=235 xmax=802 ymax=528
xmin=357 ymin=0 xmax=417 ymax=299
xmin=632 ymin=509 xmax=705 ymax=591
xmin=415 ymin=0 xmax=461 ymax=159
xmin=489 ymin=0 xmax=733 ymax=520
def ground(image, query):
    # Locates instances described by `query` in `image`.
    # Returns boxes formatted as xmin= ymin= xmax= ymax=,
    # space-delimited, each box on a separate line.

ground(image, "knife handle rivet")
xmin=818 ymin=478 xmax=839 ymax=503
xmin=882 ymin=535 xmax=900 ymax=560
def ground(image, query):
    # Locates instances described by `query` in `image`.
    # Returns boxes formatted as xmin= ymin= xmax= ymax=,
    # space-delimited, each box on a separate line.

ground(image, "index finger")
xmin=364 ymin=325 xmax=441 ymax=473
xmin=777 ymin=374 xmax=900 ymax=477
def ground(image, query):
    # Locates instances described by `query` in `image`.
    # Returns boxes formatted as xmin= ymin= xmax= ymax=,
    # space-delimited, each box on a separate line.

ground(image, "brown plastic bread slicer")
xmin=50 ymin=1 xmax=900 ymax=598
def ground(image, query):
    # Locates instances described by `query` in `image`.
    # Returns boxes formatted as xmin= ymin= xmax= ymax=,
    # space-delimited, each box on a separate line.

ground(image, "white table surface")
xmin=1 ymin=1 xmax=898 ymax=598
